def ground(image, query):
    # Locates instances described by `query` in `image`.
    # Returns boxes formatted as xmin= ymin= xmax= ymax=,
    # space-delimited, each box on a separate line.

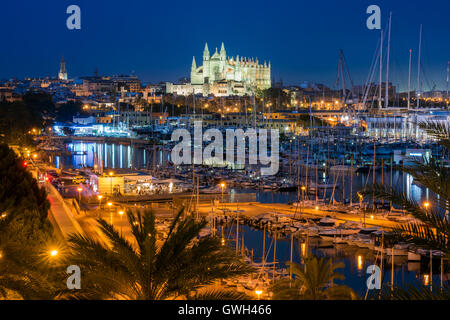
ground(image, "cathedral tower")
xmin=58 ymin=55 xmax=68 ymax=80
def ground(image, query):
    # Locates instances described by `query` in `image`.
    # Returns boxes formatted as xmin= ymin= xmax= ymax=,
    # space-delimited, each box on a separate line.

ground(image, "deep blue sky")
xmin=1 ymin=0 xmax=449 ymax=91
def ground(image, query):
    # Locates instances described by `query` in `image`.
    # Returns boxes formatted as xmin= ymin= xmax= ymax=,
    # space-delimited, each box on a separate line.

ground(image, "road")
xmin=45 ymin=182 xmax=85 ymax=239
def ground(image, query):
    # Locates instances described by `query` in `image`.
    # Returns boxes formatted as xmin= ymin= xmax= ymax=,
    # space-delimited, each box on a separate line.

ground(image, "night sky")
xmin=1 ymin=0 xmax=449 ymax=91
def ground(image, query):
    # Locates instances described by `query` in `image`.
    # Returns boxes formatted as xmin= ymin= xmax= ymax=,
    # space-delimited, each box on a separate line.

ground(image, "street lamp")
xmin=424 ymin=201 xmax=430 ymax=216
xmin=220 ymin=183 xmax=226 ymax=208
xmin=97 ymin=195 xmax=103 ymax=209
xmin=77 ymin=187 xmax=83 ymax=204
xmin=255 ymin=289 xmax=263 ymax=300
xmin=109 ymin=171 xmax=114 ymax=195
xmin=50 ymin=249 xmax=58 ymax=257
xmin=107 ymin=202 xmax=113 ymax=224
xmin=300 ymin=186 xmax=306 ymax=215
xmin=118 ymin=210 xmax=124 ymax=236
xmin=357 ymin=192 xmax=365 ymax=226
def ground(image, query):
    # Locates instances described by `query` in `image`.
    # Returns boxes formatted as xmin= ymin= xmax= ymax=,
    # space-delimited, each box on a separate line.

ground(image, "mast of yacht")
xmin=446 ymin=61 xmax=449 ymax=109
xmin=417 ymin=24 xmax=423 ymax=109
xmin=385 ymin=12 xmax=392 ymax=109
xmin=379 ymin=29 xmax=383 ymax=109
xmin=408 ymin=49 xmax=412 ymax=110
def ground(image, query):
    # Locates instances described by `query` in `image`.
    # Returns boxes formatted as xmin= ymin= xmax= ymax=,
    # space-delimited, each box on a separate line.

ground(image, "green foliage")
xmin=55 ymin=101 xmax=86 ymax=123
xmin=374 ymin=282 xmax=450 ymax=300
xmin=0 ymin=144 xmax=59 ymax=299
xmin=0 ymin=144 xmax=49 ymax=220
xmin=270 ymin=256 xmax=359 ymax=300
xmin=66 ymin=208 xmax=253 ymax=300
xmin=0 ymin=93 xmax=55 ymax=145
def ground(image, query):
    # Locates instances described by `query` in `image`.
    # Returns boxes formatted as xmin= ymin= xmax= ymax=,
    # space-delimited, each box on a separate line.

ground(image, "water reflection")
xmin=53 ymin=141 xmax=167 ymax=170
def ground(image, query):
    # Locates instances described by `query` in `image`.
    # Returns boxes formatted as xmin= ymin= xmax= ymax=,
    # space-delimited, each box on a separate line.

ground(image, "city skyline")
xmin=0 ymin=0 xmax=449 ymax=91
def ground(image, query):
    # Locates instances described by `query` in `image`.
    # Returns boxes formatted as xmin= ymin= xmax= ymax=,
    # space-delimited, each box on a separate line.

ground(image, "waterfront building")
xmin=166 ymin=42 xmax=271 ymax=97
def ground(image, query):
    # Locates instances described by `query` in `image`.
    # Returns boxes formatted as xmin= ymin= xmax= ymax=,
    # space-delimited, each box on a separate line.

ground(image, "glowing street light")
xmin=97 ymin=194 xmax=103 ymax=209
xmin=77 ymin=187 xmax=83 ymax=203
xmin=50 ymin=249 xmax=58 ymax=257
xmin=107 ymin=202 xmax=113 ymax=224
xmin=255 ymin=289 xmax=263 ymax=300
xmin=109 ymin=171 xmax=114 ymax=194
xmin=220 ymin=183 xmax=226 ymax=208
xmin=424 ymin=201 xmax=430 ymax=216
xmin=357 ymin=192 xmax=365 ymax=226
xmin=118 ymin=210 xmax=124 ymax=236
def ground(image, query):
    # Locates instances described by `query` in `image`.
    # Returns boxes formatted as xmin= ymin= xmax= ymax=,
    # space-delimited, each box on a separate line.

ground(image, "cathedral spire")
xmin=203 ymin=42 xmax=210 ymax=60
xmin=220 ymin=42 xmax=226 ymax=59
xmin=58 ymin=55 xmax=68 ymax=80
xmin=191 ymin=56 xmax=197 ymax=70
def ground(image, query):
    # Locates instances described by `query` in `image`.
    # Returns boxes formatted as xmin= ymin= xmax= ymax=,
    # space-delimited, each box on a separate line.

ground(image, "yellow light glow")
xmin=301 ymin=243 xmax=306 ymax=256
xmin=424 ymin=202 xmax=430 ymax=209
xmin=50 ymin=250 xmax=58 ymax=257
xmin=118 ymin=210 xmax=124 ymax=216
xmin=107 ymin=202 xmax=112 ymax=207
xmin=98 ymin=195 xmax=103 ymax=200
xmin=357 ymin=255 xmax=363 ymax=270
xmin=423 ymin=274 xmax=430 ymax=286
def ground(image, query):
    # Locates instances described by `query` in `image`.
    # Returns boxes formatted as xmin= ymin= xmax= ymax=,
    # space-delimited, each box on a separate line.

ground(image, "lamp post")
xmin=118 ymin=210 xmax=124 ymax=236
xmin=255 ymin=289 xmax=263 ymax=300
xmin=77 ymin=187 xmax=82 ymax=204
xmin=109 ymin=171 xmax=114 ymax=195
xmin=424 ymin=201 xmax=430 ymax=216
xmin=357 ymin=192 xmax=364 ymax=226
xmin=220 ymin=183 xmax=225 ymax=209
xmin=107 ymin=202 xmax=113 ymax=224
xmin=97 ymin=195 xmax=103 ymax=209
xmin=301 ymin=186 xmax=306 ymax=215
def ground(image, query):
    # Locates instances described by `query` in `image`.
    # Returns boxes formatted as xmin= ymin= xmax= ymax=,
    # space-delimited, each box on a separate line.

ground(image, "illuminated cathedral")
xmin=166 ymin=42 xmax=271 ymax=96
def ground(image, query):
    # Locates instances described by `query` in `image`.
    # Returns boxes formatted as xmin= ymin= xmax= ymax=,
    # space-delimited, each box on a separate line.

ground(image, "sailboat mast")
xmin=446 ymin=61 xmax=449 ymax=109
xmin=385 ymin=12 xmax=392 ymax=109
xmin=408 ymin=49 xmax=412 ymax=110
xmin=417 ymin=24 xmax=423 ymax=109
xmin=379 ymin=29 xmax=383 ymax=109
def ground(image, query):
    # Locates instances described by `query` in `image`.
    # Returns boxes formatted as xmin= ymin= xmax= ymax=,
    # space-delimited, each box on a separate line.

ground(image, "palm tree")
xmin=270 ymin=255 xmax=359 ymax=300
xmin=66 ymin=208 xmax=252 ymax=300
xmin=0 ymin=212 xmax=67 ymax=299
xmin=362 ymin=121 xmax=449 ymax=256
xmin=361 ymin=121 xmax=449 ymax=299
